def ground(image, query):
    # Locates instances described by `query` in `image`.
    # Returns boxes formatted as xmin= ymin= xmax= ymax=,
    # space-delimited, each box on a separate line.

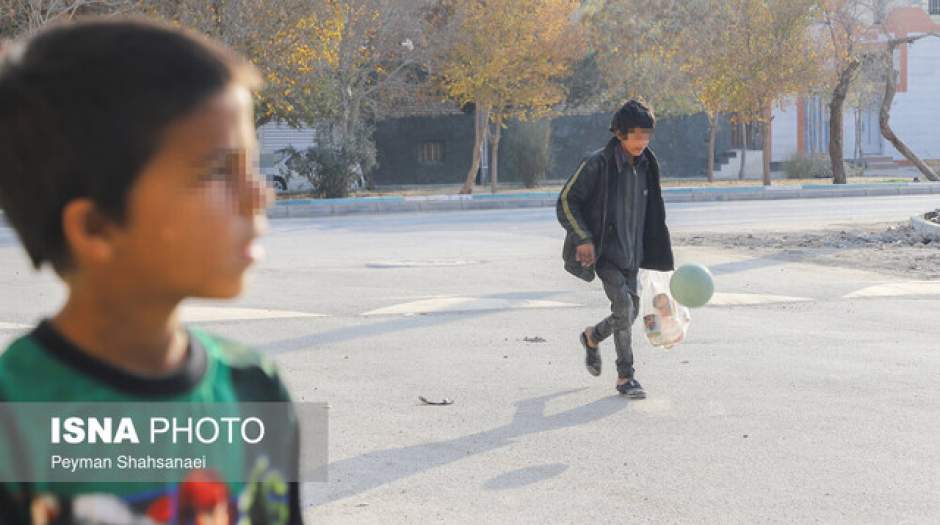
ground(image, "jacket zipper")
xmin=599 ymin=158 xmax=608 ymax=257
xmin=631 ymin=163 xmax=639 ymax=268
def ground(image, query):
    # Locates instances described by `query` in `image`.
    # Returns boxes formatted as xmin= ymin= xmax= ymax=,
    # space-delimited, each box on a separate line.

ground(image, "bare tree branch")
xmin=878 ymin=31 xmax=940 ymax=181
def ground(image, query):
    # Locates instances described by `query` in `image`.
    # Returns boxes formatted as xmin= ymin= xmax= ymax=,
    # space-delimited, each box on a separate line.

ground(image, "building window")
xmin=418 ymin=141 xmax=444 ymax=164
xmin=930 ymin=0 xmax=940 ymax=15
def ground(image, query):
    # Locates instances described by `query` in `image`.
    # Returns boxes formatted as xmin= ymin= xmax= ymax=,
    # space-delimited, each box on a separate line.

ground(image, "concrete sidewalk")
xmin=267 ymin=182 xmax=940 ymax=219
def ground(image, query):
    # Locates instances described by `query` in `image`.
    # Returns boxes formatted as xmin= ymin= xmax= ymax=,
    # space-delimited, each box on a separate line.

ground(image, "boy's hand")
xmin=576 ymin=243 xmax=595 ymax=267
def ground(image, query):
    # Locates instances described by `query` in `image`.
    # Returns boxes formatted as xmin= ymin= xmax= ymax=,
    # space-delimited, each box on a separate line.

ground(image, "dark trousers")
xmin=591 ymin=259 xmax=640 ymax=379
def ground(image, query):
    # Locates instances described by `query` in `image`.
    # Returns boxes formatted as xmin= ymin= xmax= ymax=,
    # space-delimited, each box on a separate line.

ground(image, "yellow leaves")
xmin=671 ymin=0 xmax=820 ymax=121
xmin=155 ymin=1 xmax=350 ymax=125
xmin=274 ymin=14 xmax=342 ymax=71
xmin=438 ymin=0 xmax=584 ymax=121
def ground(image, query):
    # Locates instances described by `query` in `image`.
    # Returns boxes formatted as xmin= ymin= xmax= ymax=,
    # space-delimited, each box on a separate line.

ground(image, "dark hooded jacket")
xmin=556 ymin=137 xmax=674 ymax=281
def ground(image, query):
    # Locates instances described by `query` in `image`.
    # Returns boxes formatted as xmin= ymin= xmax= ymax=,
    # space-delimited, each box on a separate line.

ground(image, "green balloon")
xmin=670 ymin=264 xmax=714 ymax=308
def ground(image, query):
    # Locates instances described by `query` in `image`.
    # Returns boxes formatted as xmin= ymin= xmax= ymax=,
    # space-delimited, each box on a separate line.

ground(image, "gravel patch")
xmin=676 ymin=222 xmax=940 ymax=280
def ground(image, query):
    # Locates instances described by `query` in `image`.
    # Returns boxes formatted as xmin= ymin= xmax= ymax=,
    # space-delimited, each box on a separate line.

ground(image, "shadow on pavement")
xmin=259 ymin=290 xmax=572 ymax=355
xmin=482 ymin=463 xmax=569 ymax=490
xmin=306 ymin=388 xmax=629 ymax=506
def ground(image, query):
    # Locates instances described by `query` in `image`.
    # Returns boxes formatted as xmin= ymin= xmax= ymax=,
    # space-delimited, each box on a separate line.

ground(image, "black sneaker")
xmin=580 ymin=330 xmax=601 ymax=376
xmin=616 ymin=378 xmax=646 ymax=399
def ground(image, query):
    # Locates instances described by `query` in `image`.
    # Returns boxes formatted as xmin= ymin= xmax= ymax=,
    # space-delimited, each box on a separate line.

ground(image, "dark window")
xmin=931 ymin=0 xmax=940 ymax=16
xmin=418 ymin=141 xmax=444 ymax=164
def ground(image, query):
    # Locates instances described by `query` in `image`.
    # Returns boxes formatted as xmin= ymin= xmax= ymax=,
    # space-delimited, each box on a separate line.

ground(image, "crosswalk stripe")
xmin=366 ymin=259 xmax=483 ymax=268
xmin=180 ymin=305 xmax=325 ymax=323
xmin=707 ymin=292 xmax=813 ymax=306
xmin=0 ymin=322 xmax=30 ymax=330
xmin=844 ymin=281 xmax=940 ymax=299
xmin=362 ymin=297 xmax=579 ymax=316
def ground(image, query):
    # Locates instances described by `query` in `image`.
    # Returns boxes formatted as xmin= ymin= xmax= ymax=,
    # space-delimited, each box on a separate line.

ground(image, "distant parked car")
xmin=265 ymin=147 xmax=367 ymax=196
xmin=260 ymin=152 xmax=314 ymax=194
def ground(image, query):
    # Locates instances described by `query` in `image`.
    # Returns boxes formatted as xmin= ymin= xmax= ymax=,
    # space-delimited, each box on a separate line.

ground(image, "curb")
xmin=1 ymin=183 xmax=936 ymax=224
xmin=268 ymin=182 xmax=940 ymax=219
xmin=911 ymin=214 xmax=940 ymax=241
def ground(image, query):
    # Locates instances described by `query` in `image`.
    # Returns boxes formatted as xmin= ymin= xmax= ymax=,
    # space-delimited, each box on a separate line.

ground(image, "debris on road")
xmin=523 ymin=336 xmax=547 ymax=343
xmin=926 ymin=209 xmax=939 ymax=225
xmin=418 ymin=396 xmax=454 ymax=406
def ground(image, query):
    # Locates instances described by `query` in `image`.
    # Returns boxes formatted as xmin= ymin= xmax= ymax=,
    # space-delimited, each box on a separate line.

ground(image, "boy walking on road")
xmin=557 ymin=100 xmax=675 ymax=399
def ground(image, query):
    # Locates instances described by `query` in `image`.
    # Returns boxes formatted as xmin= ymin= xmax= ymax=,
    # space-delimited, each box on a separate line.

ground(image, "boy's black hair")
xmin=610 ymin=99 xmax=656 ymax=134
xmin=0 ymin=17 xmax=260 ymax=273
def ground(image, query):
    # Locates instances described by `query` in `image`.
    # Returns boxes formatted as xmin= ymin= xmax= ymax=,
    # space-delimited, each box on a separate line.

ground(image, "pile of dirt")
xmin=679 ymin=223 xmax=933 ymax=250
xmin=676 ymin=222 xmax=940 ymax=280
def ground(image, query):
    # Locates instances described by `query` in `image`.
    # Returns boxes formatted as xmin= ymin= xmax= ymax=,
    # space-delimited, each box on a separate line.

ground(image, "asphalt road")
xmin=1 ymin=193 xmax=938 ymax=523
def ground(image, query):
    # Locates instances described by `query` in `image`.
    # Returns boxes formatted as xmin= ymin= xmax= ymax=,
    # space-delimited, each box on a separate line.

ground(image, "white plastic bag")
xmin=639 ymin=270 xmax=691 ymax=349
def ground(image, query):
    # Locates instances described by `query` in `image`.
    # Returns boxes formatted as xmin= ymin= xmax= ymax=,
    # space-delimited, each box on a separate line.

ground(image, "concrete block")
xmin=899 ymin=185 xmax=934 ymax=195
xmin=764 ymin=190 xmax=801 ymax=200
xmin=912 ymin=215 xmax=940 ymax=241
xmin=690 ymin=192 xmax=716 ymax=202
xmin=802 ymin=190 xmax=858 ymax=199
xmin=332 ymin=204 xmax=370 ymax=215
xmin=663 ymin=193 xmax=694 ymax=203
xmin=287 ymin=205 xmax=332 ymax=218
xmin=375 ymin=201 xmax=415 ymax=214
xmin=467 ymin=200 xmax=509 ymax=210
xmin=513 ymin=199 xmax=546 ymax=208
xmin=417 ymin=200 xmax=461 ymax=212
xmin=864 ymin=187 xmax=902 ymax=197
xmin=267 ymin=206 xmax=289 ymax=219
xmin=720 ymin=191 xmax=764 ymax=201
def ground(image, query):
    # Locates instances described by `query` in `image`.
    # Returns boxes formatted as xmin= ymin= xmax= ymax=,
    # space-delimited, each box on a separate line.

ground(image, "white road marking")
xmin=366 ymin=259 xmax=484 ymax=269
xmin=362 ymin=297 xmax=580 ymax=316
xmin=844 ymin=281 xmax=940 ymax=299
xmin=0 ymin=322 xmax=30 ymax=330
xmin=706 ymin=292 xmax=813 ymax=306
xmin=180 ymin=305 xmax=325 ymax=323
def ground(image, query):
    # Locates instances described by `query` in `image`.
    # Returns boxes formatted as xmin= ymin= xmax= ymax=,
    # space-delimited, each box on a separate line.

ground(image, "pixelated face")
xmin=110 ymin=84 xmax=271 ymax=299
xmin=615 ymin=128 xmax=653 ymax=157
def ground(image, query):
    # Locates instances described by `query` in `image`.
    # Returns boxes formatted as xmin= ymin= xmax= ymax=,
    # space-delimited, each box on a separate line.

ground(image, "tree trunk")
xmin=706 ymin=113 xmax=716 ymax=183
xmin=762 ymin=105 xmax=773 ymax=186
xmin=829 ymin=59 xmax=859 ymax=185
xmin=854 ymin=106 xmax=862 ymax=164
xmin=738 ymin=122 xmax=747 ymax=180
xmin=489 ymin=117 xmax=502 ymax=194
xmin=210 ymin=0 xmax=225 ymax=39
xmin=339 ymin=90 xmax=352 ymax=146
xmin=879 ymin=48 xmax=939 ymax=181
xmin=461 ymin=104 xmax=490 ymax=194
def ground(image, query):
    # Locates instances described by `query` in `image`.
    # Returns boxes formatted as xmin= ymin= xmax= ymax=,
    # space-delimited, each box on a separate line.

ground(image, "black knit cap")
xmin=610 ymin=99 xmax=656 ymax=134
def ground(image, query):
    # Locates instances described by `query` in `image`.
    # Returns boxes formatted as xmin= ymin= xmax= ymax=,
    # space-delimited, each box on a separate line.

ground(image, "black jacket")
xmin=557 ymin=138 xmax=674 ymax=281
